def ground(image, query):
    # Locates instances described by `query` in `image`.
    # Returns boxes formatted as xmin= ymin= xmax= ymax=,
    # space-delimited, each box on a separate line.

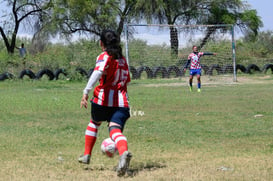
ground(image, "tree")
xmin=0 ymin=0 xmax=52 ymax=54
xmin=198 ymin=0 xmax=263 ymax=49
xmin=135 ymin=0 xmax=263 ymax=57
xmin=48 ymin=0 xmax=137 ymax=38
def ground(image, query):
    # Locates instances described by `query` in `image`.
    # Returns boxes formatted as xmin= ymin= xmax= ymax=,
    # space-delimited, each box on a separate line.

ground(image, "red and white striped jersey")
xmin=91 ymin=51 xmax=130 ymax=108
xmin=188 ymin=52 xmax=204 ymax=69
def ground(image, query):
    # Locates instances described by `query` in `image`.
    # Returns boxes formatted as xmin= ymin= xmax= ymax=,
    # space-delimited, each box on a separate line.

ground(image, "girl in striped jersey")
xmin=184 ymin=45 xmax=217 ymax=92
xmin=78 ymin=30 xmax=132 ymax=177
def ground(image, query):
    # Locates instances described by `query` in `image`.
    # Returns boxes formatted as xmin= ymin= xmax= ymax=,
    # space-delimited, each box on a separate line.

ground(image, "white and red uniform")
xmin=85 ymin=51 xmax=130 ymax=108
xmin=185 ymin=52 xmax=214 ymax=70
xmin=187 ymin=52 xmax=204 ymax=69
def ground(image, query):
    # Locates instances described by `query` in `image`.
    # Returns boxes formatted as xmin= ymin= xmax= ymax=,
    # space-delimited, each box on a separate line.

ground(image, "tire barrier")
xmin=222 ymin=64 xmax=233 ymax=74
xmin=0 ymin=72 xmax=14 ymax=81
xmin=36 ymin=69 xmax=55 ymax=80
xmin=236 ymin=64 xmax=247 ymax=73
xmin=246 ymin=64 xmax=261 ymax=74
xmin=137 ymin=66 xmax=153 ymax=79
xmin=129 ymin=66 xmax=138 ymax=79
xmin=76 ymin=67 xmax=88 ymax=78
xmin=153 ymin=66 xmax=169 ymax=78
xmin=19 ymin=69 xmax=36 ymax=79
xmin=1 ymin=63 xmax=272 ymax=82
xmin=207 ymin=64 xmax=222 ymax=75
xmin=262 ymin=64 xmax=273 ymax=74
xmin=167 ymin=65 xmax=182 ymax=77
xmin=201 ymin=64 xmax=209 ymax=75
xmin=54 ymin=68 xmax=68 ymax=80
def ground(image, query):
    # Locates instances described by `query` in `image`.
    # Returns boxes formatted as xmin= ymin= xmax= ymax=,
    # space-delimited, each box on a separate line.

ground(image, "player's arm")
xmin=81 ymin=70 xmax=103 ymax=109
xmin=184 ymin=59 xmax=191 ymax=72
xmin=203 ymin=52 xmax=217 ymax=56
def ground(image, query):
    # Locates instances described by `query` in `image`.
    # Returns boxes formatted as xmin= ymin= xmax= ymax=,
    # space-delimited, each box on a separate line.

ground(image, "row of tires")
xmin=130 ymin=63 xmax=273 ymax=79
xmin=0 ymin=64 xmax=272 ymax=81
xmin=0 ymin=68 xmax=69 ymax=81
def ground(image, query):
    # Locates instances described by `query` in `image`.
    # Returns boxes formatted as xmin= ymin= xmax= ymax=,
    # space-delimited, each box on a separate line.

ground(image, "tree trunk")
xmin=0 ymin=27 xmax=13 ymax=53
xmin=169 ymin=26 xmax=179 ymax=57
xmin=199 ymin=26 xmax=217 ymax=49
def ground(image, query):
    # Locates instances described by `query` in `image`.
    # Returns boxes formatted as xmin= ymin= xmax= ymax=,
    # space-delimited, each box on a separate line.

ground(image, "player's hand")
xmin=213 ymin=53 xmax=217 ymax=56
xmin=183 ymin=68 xmax=187 ymax=73
xmin=80 ymin=94 xmax=89 ymax=109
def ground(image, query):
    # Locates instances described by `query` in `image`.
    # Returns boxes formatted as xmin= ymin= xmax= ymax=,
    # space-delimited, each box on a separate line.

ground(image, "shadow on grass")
xmin=126 ymin=161 xmax=166 ymax=177
xmin=81 ymin=161 xmax=166 ymax=178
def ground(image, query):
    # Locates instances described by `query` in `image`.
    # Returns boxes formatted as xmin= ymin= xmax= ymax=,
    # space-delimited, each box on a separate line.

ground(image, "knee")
xmin=109 ymin=125 xmax=122 ymax=133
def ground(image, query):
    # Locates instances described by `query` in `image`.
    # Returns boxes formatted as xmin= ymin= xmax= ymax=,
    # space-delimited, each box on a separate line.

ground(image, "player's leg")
xmin=197 ymin=69 xmax=201 ymax=92
xmin=78 ymin=102 xmax=105 ymax=164
xmin=189 ymin=69 xmax=194 ymax=91
xmin=109 ymin=107 xmax=132 ymax=176
xmin=78 ymin=119 xmax=101 ymax=164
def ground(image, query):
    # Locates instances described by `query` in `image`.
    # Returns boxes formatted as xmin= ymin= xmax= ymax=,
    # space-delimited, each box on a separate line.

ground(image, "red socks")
xmin=84 ymin=121 xmax=128 ymax=156
xmin=109 ymin=128 xmax=128 ymax=156
xmin=84 ymin=120 xmax=100 ymax=155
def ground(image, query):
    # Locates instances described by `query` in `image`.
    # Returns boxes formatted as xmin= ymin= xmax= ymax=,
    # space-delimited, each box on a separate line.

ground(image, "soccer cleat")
xmin=117 ymin=151 xmax=132 ymax=177
xmin=78 ymin=154 xmax=90 ymax=164
xmin=197 ymin=88 xmax=201 ymax=92
xmin=189 ymin=86 xmax=193 ymax=92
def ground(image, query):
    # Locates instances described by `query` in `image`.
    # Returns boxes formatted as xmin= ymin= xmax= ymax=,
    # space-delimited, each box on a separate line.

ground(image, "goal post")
xmin=124 ymin=24 xmax=237 ymax=82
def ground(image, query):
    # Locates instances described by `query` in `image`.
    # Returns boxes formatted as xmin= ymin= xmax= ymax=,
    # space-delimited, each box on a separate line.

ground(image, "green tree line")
xmin=0 ymin=0 xmax=263 ymax=57
xmin=1 ymin=30 xmax=272 ymax=76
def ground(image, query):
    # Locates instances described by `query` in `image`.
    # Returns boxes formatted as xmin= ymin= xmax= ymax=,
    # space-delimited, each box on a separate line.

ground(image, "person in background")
xmin=78 ymin=29 xmax=132 ymax=177
xmin=184 ymin=45 xmax=217 ymax=92
xmin=16 ymin=43 xmax=27 ymax=68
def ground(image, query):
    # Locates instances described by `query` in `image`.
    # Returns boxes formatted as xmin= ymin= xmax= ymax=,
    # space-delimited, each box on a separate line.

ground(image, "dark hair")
xmin=100 ymin=30 xmax=122 ymax=59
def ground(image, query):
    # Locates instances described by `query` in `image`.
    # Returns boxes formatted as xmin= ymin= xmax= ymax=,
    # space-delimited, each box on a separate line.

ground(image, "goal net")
xmin=124 ymin=24 xmax=236 ymax=82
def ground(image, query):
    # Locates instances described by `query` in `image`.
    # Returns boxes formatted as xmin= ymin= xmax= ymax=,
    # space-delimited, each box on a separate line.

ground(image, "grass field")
xmin=0 ymin=75 xmax=273 ymax=181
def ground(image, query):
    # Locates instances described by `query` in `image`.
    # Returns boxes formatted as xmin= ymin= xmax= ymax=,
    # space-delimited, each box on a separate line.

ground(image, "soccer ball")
xmin=101 ymin=138 xmax=117 ymax=157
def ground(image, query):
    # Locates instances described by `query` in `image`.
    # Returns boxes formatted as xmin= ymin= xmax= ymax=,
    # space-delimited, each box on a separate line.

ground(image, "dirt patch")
xmin=143 ymin=75 xmax=273 ymax=87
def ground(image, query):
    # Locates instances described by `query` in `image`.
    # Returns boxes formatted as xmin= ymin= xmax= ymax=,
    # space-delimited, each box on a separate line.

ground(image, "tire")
xmin=54 ymin=68 xmax=68 ymax=80
xmin=36 ymin=69 xmax=55 ymax=80
xmin=207 ymin=64 xmax=221 ymax=75
xmin=262 ymin=64 xmax=273 ymax=74
xmin=0 ymin=73 xmax=6 ymax=81
xmin=76 ymin=67 xmax=88 ymax=78
xmin=246 ymin=64 xmax=261 ymax=74
xmin=137 ymin=66 xmax=153 ymax=79
xmin=0 ymin=72 xmax=14 ymax=81
xmin=167 ymin=65 xmax=182 ymax=77
xmin=129 ymin=66 xmax=138 ymax=79
xmin=152 ymin=66 xmax=168 ymax=78
xmin=201 ymin=64 xmax=209 ymax=75
xmin=19 ymin=69 xmax=36 ymax=79
xmin=222 ymin=64 xmax=234 ymax=74
xmin=236 ymin=64 xmax=246 ymax=73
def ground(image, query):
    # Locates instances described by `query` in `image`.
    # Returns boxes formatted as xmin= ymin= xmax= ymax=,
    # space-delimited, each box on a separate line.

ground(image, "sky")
xmin=246 ymin=0 xmax=273 ymax=31
xmin=133 ymin=0 xmax=273 ymax=46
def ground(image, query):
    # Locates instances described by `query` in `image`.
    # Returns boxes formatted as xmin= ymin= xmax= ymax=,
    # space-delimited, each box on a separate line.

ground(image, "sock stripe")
xmin=111 ymin=132 xmax=122 ymax=140
xmin=115 ymin=136 xmax=127 ymax=144
xmin=88 ymin=122 xmax=100 ymax=129
xmin=85 ymin=130 xmax=97 ymax=137
xmin=87 ymin=126 xmax=98 ymax=132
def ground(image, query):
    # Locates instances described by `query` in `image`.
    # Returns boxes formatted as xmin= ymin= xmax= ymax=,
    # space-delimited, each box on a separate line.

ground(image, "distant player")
xmin=16 ymin=43 xmax=27 ymax=68
xmin=184 ymin=45 xmax=217 ymax=92
xmin=78 ymin=30 xmax=132 ymax=177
